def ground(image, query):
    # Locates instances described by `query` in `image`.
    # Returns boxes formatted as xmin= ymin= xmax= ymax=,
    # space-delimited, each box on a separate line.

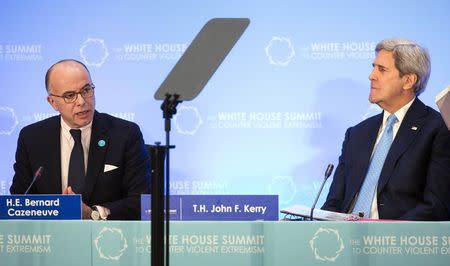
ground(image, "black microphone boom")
xmin=24 ymin=166 xmax=44 ymax=195
xmin=310 ymin=164 xmax=334 ymax=221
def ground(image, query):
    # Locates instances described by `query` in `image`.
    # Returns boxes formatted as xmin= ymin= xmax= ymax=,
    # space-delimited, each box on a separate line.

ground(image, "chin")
xmin=77 ymin=118 xmax=93 ymax=128
xmin=369 ymin=95 xmax=380 ymax=104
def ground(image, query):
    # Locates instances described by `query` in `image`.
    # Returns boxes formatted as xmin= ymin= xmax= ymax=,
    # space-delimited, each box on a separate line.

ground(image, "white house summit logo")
xmin=80 ymin=38 xmax=109 ymax=67
xmin=265 ymin=37 xmax=296 ymax=66
xmin=174 ymin=105 xmax=203 ymax=135
xmin=0 ymin=106 xmax=19 ymax=135
xmin=309 ymin=227 xmax=344 ymax=262
xmin=94 ymin=227 xmax=128 ymax=260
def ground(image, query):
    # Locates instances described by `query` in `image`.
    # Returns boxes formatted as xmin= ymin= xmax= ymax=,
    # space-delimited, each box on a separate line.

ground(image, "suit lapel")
xmin=377 ymin=99 xmax=427 ymax=193
xmin=83 ymin=112 xmax=109 ymax=203
xmin=46 ymin=116 xmax=63 ymax=193
xmin=349 ymin=114 xmax=383 ymax=204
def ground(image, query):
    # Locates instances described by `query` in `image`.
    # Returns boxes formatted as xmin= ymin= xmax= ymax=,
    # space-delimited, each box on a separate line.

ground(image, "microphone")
xmin=24 ymin=166 xmax=44 ymax=195
xmin=310 ymin=164 xmax=334 ymax=221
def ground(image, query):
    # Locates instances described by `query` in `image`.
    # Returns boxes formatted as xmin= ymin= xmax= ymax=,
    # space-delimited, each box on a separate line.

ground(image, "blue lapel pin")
xmin=98 ymin=140 xmax=106 ymax=147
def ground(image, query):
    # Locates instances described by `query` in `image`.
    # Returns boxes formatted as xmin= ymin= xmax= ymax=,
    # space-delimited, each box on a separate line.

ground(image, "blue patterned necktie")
xmin=68 ymin=129 xmax=85 ymax=193
xmin=353 ymin=114 xmax=397 ymax=218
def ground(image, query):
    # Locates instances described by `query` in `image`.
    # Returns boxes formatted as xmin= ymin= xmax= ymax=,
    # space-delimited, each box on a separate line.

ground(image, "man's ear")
xmin=403 ymin=73 xmax=418 ymax=91
xmin=47 ymin=96 xmax=59 ymax=111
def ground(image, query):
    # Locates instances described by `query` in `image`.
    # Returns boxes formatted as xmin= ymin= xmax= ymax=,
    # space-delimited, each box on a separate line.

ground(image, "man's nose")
xmin=75 ymin=93 xmax=86 ymax=105
xmin=368 ymin=69 xmax=376 ymax=81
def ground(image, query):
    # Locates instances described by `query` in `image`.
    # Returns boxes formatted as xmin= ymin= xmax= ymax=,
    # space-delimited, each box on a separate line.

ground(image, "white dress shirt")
xmin=60 ymin=118 xmax=92 ymax=192
xmin=59 ymin=118 xmax=110 ymax=219
xmin=369 ymin=97 xmax=415 ymax=218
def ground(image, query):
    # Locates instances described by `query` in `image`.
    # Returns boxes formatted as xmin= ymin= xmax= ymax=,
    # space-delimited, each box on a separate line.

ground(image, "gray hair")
xmin=375 ymin=38 xmax=431 ymax=95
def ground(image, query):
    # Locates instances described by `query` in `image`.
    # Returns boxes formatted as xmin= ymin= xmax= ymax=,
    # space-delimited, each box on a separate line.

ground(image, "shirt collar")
xmin=382 ymin=97 xmax=415 ymax=126
xmin=60 ymin=117 xmax=93 ymax=133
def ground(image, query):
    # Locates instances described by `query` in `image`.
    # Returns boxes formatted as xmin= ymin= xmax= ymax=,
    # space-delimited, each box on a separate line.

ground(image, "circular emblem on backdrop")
xmin=174 ymin=105 xmax=203 ymax=135
xmin=94 ymin=227 xmax=128 ymax=260
xmin=267 ymin=176 xmax=297 ymax=204
xmin=309 ymin=228 xmax=344 ymax=262
xmin=265 ymin=37 xmax=296 ymax=66
xmin=80 ymin=38 xmax=109 ymax=67
xmin=0 ymin=106 xmax=19 ymax=135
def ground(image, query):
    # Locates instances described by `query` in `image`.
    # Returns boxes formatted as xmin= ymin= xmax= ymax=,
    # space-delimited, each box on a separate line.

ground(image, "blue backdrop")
xmin=1 ymin=0 xmax=449 ymax=212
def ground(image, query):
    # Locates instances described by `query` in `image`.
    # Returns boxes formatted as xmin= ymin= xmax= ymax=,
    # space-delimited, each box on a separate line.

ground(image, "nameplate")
xmin=0 ymin=195 xmax=82 ymax=220
xmin=141 ymin=195 xmax=278 ymax=221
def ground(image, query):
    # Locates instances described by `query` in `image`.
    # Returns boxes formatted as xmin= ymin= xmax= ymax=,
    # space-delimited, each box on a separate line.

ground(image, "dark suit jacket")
xmin=10 ymin=111 xmax=151 ymax=220
xmin=322 ymin=99 xmax=450 ymax=220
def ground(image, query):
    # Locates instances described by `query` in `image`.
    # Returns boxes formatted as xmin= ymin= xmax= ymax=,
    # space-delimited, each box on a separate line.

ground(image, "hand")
xmin=63 ymin=186 xmax=92 ymax=219
xmin=81 ymin=203 xmax=93 ymax=220
xmin=62 ymin=186 xmax=75 ymax=194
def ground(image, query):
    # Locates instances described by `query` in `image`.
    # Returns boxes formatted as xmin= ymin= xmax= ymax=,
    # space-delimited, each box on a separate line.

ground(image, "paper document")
xmin=280 ymin=204 xmax=360 ymax=221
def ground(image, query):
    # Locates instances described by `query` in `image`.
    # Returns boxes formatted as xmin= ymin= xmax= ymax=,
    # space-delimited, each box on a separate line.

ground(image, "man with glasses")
xmin=10 ymin=59 xmax=151 ymax=220
xmin=322 ymin=38 xmax=450 ymax=221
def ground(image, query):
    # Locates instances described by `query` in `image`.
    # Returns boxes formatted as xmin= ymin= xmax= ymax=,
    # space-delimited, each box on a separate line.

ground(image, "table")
xmin=1 ymin=220 xmax=449 ymax=265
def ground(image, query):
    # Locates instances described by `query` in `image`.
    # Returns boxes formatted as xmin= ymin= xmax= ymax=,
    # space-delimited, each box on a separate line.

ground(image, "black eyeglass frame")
xmin=49 ymin=83 xmax=95 ymax=103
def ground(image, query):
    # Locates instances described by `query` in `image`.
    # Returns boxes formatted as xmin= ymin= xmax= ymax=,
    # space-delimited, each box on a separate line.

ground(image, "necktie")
xmin=68 ymin=129 xmax=85 ymax=193
xmin=353 ymin=114 xmax=397 ymax=218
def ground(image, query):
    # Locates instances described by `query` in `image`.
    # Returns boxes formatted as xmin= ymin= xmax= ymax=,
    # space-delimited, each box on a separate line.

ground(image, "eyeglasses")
xmin=49 ymin=83 xmax=95 ymax=103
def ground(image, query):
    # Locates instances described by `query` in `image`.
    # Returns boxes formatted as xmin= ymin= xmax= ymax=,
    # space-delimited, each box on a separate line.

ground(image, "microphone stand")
xmin=310 ymin=164 xmax=334 ymax=221
xmin=159 ymin=93 xmax=180 ymax=266
xmin=151 ymin=18 xmax=250 ymax=266
xmin=24 ymin=166 xmax=44 ymax=194
xmin=149 ymin=142 xmax=166 ymax=266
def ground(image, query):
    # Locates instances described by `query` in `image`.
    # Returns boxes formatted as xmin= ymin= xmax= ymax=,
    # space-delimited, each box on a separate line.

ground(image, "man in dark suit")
xmin=10 ymin=59 xmax=151 ymax=220
xmin=322 ymin=38 xmax=450 ymax=221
